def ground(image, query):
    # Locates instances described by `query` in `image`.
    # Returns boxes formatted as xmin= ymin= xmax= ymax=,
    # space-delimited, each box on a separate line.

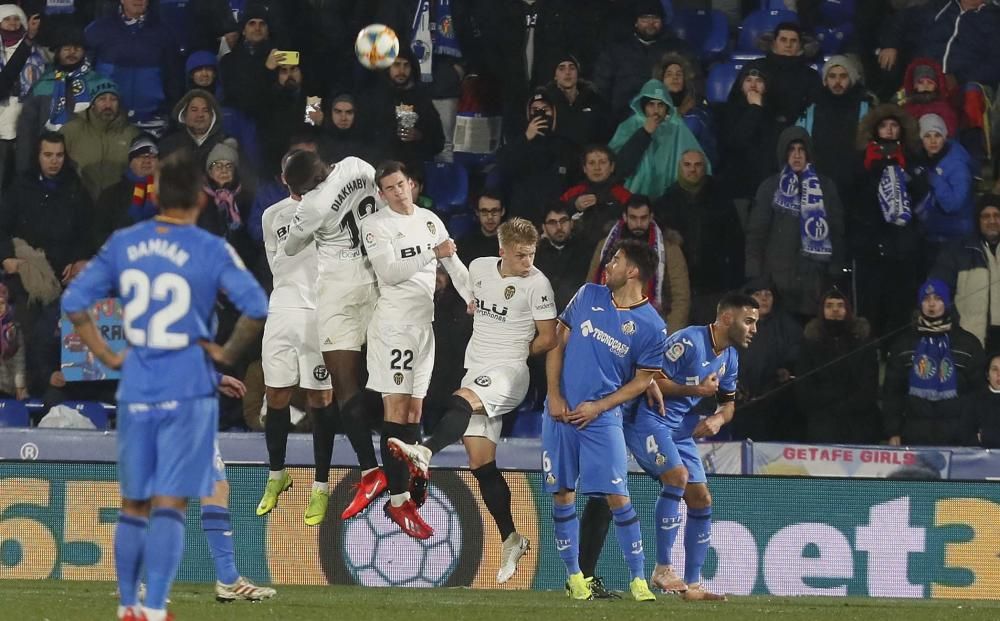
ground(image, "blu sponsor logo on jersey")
xmin=579 ymin=319 xmax=630 ymax=357
xmin=475 ymin=298 xmax=508 ymax=321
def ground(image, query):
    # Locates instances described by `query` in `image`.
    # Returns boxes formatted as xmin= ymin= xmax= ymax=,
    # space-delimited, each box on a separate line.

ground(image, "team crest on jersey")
xmin=622 ymin=320 xmax=636 ymax=335
xmin=393 ymin=372 xmax=404 ymax=385
xmin=365 ymin=231 xmax=375 ymax=246
xmin=314 ymin=365 xmax=330 ymax=381
xmin=655 ymin=453 xmax=666 ymax=466
xmin=504 ymin=285 xmax=516 ymax=300
xmin=426 ymin=221 xmax=436 ymax=235
xmin=474 ymin=375 xmax=492 ymax=387
xmin=545 ymin=473 xmax=556 ymax=485
xmin=666 ymin=342 xmax=685 ymax=361
xmin=719 ymin=362 xmax=726 ymax=376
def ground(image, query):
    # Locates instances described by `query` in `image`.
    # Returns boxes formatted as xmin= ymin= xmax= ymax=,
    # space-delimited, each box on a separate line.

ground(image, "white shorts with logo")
xmin=462 ymin=361 xmax=530 ymax=445
xmin=366 ymin=323 xmax=434 ymax=398
xmin=262 ymin=307 xmax=332 ymax=390
xmin=316 ymin=280 xmax=377 ymax=352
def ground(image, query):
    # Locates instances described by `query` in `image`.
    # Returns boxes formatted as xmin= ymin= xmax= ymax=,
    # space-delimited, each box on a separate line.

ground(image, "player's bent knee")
xmin=306 ymin=388 xmax=333 ymax=408
xmin=202 ymin=480 xmax=230 ymax=506
xmin=151 ymin=496 xmax=188 ymax=511
xmin=553 ymin=489 xmax=575 ymax=505
xmin=121 ymin=498 xmax=151 ymax=516
xmin=605 ymin=493 xmax=631 ymax=509
xmin=661 ymin=465 xmax=688 ymax=488
xmin=685 ymin=484 xmax=712 ymax=509
xmin=452 ymin=388 xmax=482 ymax=412
xmin=265 ymin=386 xmax=294 ymax=409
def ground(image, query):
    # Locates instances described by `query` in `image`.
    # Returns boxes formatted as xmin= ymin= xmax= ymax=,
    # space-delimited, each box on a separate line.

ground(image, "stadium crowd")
xmin=0 ymin=0 xmax=999 ymax=449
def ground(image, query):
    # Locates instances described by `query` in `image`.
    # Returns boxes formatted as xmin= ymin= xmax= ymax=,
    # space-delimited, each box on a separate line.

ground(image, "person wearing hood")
xmin=258 ymin=51 xmax=313 ymax=178
xmin=0 ymin=4 xmax=44 ymax=191
xmin=655 ymin=52 xmax=717 ymax=167
xmin=963 ymin=353 xmax=1000 ymax=448
xmin=900 ymin=58 xmax=958 ymax=138
xmin=795 ymin=288 xmax=882 ymax=444
xmin=608 ymin=79 xmax=709 ymax=200
xmin=593 ymin=1 xmax=692 ymax=122
xmin=319 ymin=93 xmax=373 ymax=164
xmin=17 ymin=24 xmax=108 ymax=175
xmin=158 ymin=88 xmax=230 ymax=170
xmin=746 ymin=22 xmax=821 ymax=128
xmin=61 ymin=78 xmax=141 ymax=201
xmin=851 ymin=103 xmax=925 ymax=341
xmin=746 ymin=126 xmax=846 ymax=320
xmin=883 ymin=279 xmax=984 ymax=446
xmin=910 ymin=113 xmax=976 ymax=250
xmin=219 ymin=5 xmax=283 ymax=123
xmin=559 ymin=144 xmax=631 ymax=251
xmin=543 ymin=53 xmax=611 ymax=149
xmin=495 ymin=88 xmax=578 ymax=221
xmin=93 ymin=132 xmax=158 ymax=248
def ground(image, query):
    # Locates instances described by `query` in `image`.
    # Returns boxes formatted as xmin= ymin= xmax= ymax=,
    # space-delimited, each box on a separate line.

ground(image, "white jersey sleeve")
xmin=263 ymin=197 xmax=320 ymax=310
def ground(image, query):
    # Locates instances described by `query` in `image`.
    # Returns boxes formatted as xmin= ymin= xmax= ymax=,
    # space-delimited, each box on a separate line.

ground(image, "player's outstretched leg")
xmin=115 ymin=501 xmax=149 ymax=620
xmin=576 ymin=495 xmax=617 ymax=598
xmin=680 ymin=483 xmax=726 ymax=602
xmin=607 ymin=494 xmax=655 ymax=602
xmin=651 ymin=466 xmax=689 ymax=593
xmin=305 ymin=391 xmax=338 ymax=526
xmin=258 ymin=396 xmax=293 ymax=516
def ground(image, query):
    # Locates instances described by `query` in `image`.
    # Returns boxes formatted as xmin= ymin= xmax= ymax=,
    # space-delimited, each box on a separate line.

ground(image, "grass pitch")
xmin=4 ymin=580 xmax=999 ymax=621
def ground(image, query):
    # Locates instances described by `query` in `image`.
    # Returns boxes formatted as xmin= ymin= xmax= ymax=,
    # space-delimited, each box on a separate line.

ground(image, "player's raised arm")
xmin=285 ymin=156 xmax=336 ymax=256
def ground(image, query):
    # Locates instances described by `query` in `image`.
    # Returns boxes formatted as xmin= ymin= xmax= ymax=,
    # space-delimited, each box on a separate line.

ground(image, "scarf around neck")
xmin=48 ymin=62 xmax=93 ymax=129
xmin=909 ymin=314 xmax=958 ymax=401
xmin=204 ymin=184 xmax=243 ymax=230
xmin=411 ymin=0 xmax=462 ymax=84
xmin=593 ymin=220 xmax=665 ymax=309
xmin=0 ymin=35 xmax=45 ymax=100
xmin=773 ymin=163 xmax=832 ymax=260
xmin=126 ymin=168 xmax=157 ymax=224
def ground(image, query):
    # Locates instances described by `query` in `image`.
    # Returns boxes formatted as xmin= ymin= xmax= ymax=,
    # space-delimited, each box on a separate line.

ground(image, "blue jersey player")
xmin=625 ymin=292 xmax=758 ymax=601
xmin=543 ymin=239 xmax=667 ymax=602
xmin=61 ymin=152 xmax=268 ymax=621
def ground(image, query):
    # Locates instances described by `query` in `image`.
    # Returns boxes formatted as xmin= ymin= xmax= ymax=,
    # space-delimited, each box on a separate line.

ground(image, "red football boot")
xmin=341 ymin=468 xmax=388 ymax=519
xmin=383 ymin=499 xmax=434 ymax=540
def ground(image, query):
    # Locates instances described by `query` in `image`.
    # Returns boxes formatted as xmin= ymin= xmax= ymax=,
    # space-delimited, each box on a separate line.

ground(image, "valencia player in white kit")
xmin=361 ymin=160 xmax=471 ymax=540
xmin=284 ymin=152 xmax=386 ymax=524
xmin=390 ymin=218 xmax=557 ymax=581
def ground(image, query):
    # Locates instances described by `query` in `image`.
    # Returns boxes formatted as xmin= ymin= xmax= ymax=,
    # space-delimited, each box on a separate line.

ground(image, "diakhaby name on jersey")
xmin=331 ymin=177 xmax=369 ymax=212
xmin=126 ymin=239 xmax=190 ymax=267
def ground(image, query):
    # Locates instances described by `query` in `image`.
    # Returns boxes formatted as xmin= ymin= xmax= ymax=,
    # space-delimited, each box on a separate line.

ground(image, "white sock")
xmin=361 ymin=467 xmax=377 ymax=477
xmin=117 ymin=605 xmax=132 ymax=620
xmin=268 ymin=469 xmax=285 ymax=480
xmin=389 ymin=491 xmax=410 ymax=507
xmin=312 ymin=481 xmax=329 ymax=493
xmin=142 ymin=607 xmax=167 ymax=621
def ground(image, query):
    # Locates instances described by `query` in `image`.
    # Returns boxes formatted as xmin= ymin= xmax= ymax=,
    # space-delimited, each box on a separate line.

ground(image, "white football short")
xmin=316 ymin=280 xmax=377 ymax=352
xmin=262 ymin=308 xmax=332 ymax=390
xmin=462 ymin=362 xmax=530 ymax=445
xmin=365 ymin=323 xmax=434 ymax=398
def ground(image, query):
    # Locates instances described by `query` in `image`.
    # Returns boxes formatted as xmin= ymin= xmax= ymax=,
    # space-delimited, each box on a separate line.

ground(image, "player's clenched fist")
xmin=434 ymin=238 xmax=457 ymax=258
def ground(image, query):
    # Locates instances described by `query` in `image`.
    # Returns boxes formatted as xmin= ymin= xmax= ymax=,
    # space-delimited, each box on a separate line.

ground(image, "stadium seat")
xmin=508 ymin=406 xmax=542 ymax=438
xmin=63 ymin=401 xmax=110 ymax=430
xmin=736 ymin=9 xmax=798 ymax=54
xmin=820 ymin=0 xmax=856 ymax=26
xmin=816 ymin=24 xmax=853 ymax=56
xmin=423 ymin=161 xmax=470 ymax=216
xmin=705 ymin=60 xmax=747 ymax=104
xmin=445 ymin=211 xmax=477 ymax=239
xmin=672 ymin=9 xmax=729 ymax=61
xmin=0 ymin=399 xmax=29 ymax=427
xmin=758 ymin=0 xmax=793 ymax=10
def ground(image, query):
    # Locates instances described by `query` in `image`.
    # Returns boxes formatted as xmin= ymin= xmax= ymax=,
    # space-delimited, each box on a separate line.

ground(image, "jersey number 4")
xmin=389 ymin=348 xmax=413 ymax=370
xmin=120 ymin=269 xmax=191 ymax=349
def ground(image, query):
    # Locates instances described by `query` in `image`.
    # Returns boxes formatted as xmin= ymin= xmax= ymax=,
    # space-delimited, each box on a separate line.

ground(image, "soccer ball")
xmin=342 ymin=486 xmax=463 ymax=587
xmin=354 ymin=24 xmax=400 ymax=70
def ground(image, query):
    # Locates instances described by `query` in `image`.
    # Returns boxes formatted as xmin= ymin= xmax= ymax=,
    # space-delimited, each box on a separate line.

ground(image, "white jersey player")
xmin=362 ymin=160 xmax=471 ymax=541
xmin=390 ymin=218 xmax=557 ymax=582
xmin=282 ymin=152 xmax=385 ymax=525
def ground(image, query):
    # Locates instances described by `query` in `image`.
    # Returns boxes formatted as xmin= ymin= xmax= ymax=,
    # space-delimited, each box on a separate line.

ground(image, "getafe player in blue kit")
xmin=625 ymin=292 xmax=758 ymax=601
xmin=543 ymin=239 xmax=667 ymax=602
xmin=62 ymin=152 xmax=268 ymax=621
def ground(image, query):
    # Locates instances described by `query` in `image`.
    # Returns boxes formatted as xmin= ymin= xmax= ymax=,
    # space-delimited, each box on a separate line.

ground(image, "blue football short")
xmin=541 ymin=407 xmax=630 ymax=497
xmin=624 ymin=414 xmax=684 ymax=478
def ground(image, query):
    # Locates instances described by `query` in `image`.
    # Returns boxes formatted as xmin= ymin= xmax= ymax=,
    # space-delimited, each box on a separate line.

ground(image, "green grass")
xmin=4 ymin=580 xmax=1000 ymax=621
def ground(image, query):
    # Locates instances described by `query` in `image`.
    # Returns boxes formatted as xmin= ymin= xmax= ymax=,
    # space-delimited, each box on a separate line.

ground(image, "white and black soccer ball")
xmin=354 ymin=24 xmax=400 ymax=70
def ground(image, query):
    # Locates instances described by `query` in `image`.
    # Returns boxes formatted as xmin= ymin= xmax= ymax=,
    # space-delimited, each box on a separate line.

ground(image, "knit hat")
xmin=91 ymin=78 xmax=120 ymax=100
xmin=913 ymin=64 xmax=936 ymax=84
xmin=0 ymin=5 xmax=27 ymax=27
xmin=918 ymin=278 xmax=952 ymax=309
xmin=634 ymin=0 xmax=665 ymax=19
xmin=206 ymin=138 xmax=239 ymax=171
xmin=185 ymin=50 xmax=217 ymax=75
xmin=527 ymin=88 xmax=554 ymax=109
xmin=128 ymin=134 xmax=158 ymax=160
xmin=919 ymin=113 xmax=948 ymax=138
xmin=553 ymin=51 xmax=580 ymax=72
xmin=822 ymin=54 xmax=861 ymax=86
xmin=239 ymin=4 xmax=271 ymax=30
xmin=50 ymin=24 xmax=86 ymax=53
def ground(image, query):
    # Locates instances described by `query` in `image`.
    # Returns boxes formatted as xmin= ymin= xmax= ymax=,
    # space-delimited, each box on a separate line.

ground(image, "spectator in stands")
xmin=655 ymin=52 xmax=717 ymax=166
xmin=258 ymin=52 xmax=311 ymax=177
xmin=0 ymin=282 xmax=25 ymax=399
xmin=247 ymin=132 xmax=319 ymax=248
xmin=747 ymin=22 xmax=821 ymax=127
xmin=495 ymin=89 xmax=577 ymax=221
xmin=796 ymin=288 xmax=882 ymax=444
xmin=732 ymin=278 xmax=801 ymax=442
xmin=593 ymin=0 xmax=691 ymax=122
xmin=17 ymin=25 xmax=103 ymax=175
xmin=851 ymin=104 xmax=925 ymax=340
xmin=797 ymin=55 xmax=873 ymax=203
xmin=900 ymin=58 xmax=959 ymax=139
xmin=457 ymin=192 xmax=504 ymax=265
xmin=424 ymin=265 xmax=473 ymax=430
xmin=910 ymin=113 xmax=976 ymax=254
xmin=608 ymin=79 xmax=706 ymax=200
xmin=219 ymin=5 xmax=279 ymax=123
xmin=0 ymin=4 xmax=44 ymax=192
xmin=559 ymin=144 xmax=630 ymax=251
xmin=191 ymin=0 xmax=290 ymax=58
xmin=199 ymin=138 xmax=256 ymax=269
xmin=534 ymin=202 xmax=590 ymax=313
xmin=92 ymin=133 xmax=157 ymax=247
xmin=543 ymin=53 xmax=610 ymax=150
xmin=746 ymin=126 xmax=845 ymax=320
xmin=587 ymin=194 xmax=690 ymax=332
xmin=185 ymin=49 xmax=220 ymax=95
xmin=85 ymin=0 xmax=180 ymax=128
xmin=158 ymin=88 xmax=228 ymax=169
xmin=356 ymin=49 xmax=444 ymax=169
xmin=720 ymin=65 xmax=782 ymax=226
xmin=879 ymin=0 xmax=1000 ymax=88
xmin=964 ymin=353 xmax=1000 ymax=448
xmin=932 ymin=194 xmax=1000 ymax=354
xmin=61 ymin=78 xmax=140 ymax=201
xmin=883 ymin=279 xmax=984 ymax=447
xmin=319 ymin=94 xmax=372 ymax=164
xmin=654 ymin=149 xmax=743 ymax=324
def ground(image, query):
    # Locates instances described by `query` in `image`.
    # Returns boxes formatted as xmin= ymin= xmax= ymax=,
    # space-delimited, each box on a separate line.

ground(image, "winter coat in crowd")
xmin=719 ymin=64 xmax=782 ymax=202
xmin=61 ymin=106 xmax=140 ymax=201
xmin=746 ymin=52 xmax=821 ymax=127
xmin=911 ymin=139 xmax=975 ymax=243
xmin=900 ymin=58 xmax=959 ymax=138
xmin=158 ymin=88 xmax=229 ymax=170
xmin=534 ymin=233 xmax=592 ymax=313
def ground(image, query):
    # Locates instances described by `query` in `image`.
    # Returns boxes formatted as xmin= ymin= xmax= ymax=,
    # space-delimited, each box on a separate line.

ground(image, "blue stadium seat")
xmin=816 ymin=23 xmax=853 ymax=56
xmin=672 ymin=9 xmax=729 ymax=61
xmin=758 ymin=0 xmax=793 ymax=10
xmin=0 ymin=399 xmax=29 ymax=427
xmin=736 ymin=9 xmax=798 ymax=54
xmin=424 ymin=161 xmax=470 ymax=216
xmin=706 ymin=60 xmax=747 ymax=104
xmin=446 ymin=212 xmax=477 ymax=239
xmin=508 ymin=406 xmax=542 ymax=438
xmin=63 ymin=401 xmax=110 ymax=430
xmin=821 ymin=0 xmax=855 ymax=26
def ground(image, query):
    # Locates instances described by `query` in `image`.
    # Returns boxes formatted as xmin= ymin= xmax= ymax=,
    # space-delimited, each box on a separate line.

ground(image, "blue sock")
xmin=684 ymin=506 xmax=712 ymax=585
xmin=201 ymin=504 xmax=239 ymax=585
xmin=552 ymin=502 xmax=581 ymax=576
xmin=114 ymin=513 xmax=148 ymax=607
xmin=144 ymin=507 xmax=186 ymax=610
xmin=655 ymin=485 xmax=685 ymax=566
xmin=611 ymin=501 xmax=645 ymax=581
